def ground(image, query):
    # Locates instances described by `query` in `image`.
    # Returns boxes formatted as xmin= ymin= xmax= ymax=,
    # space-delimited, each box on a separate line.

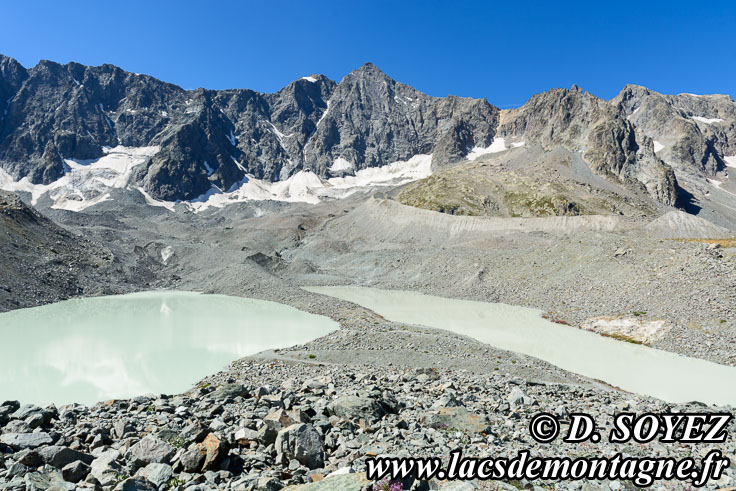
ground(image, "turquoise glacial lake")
xmin=306 ymin=286 xmax=736 ymax=407
xmin=0 ymin=291 xmax=338 ymax=406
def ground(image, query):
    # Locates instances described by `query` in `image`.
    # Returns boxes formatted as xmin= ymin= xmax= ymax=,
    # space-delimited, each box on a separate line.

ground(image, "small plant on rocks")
xmin=114 ymin=473 xmax=129 ymax=486
xmin=167 ymin=477 xmax=185 ymax=488
xmin=168 ymin=435 xmax=188 ymax=448
xmin=372 ymin=477 xmax=404 ymax=491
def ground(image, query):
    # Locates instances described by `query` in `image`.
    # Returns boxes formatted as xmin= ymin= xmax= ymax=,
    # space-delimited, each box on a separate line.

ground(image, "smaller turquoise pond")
xmin=0 ymin=291 xmax=338 ymax=406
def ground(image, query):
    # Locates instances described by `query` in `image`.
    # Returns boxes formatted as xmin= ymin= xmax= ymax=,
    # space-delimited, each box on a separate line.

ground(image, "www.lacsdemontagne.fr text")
xmin=366 ymin=449 xmax=730 ymax=487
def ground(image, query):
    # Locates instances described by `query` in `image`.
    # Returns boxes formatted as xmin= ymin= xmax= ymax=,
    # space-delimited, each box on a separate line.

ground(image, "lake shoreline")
xmin=1 ymin=286 xmax=735 ymax=489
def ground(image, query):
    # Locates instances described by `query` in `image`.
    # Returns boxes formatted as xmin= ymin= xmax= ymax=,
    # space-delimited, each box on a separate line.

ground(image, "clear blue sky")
xmin=1 ymin=0 xmax=734 ymax=107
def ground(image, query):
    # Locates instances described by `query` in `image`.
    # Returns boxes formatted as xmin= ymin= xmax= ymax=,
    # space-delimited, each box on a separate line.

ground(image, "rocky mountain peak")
xmin=0 ymin=54 xmax=28 ymax=94
xmin=349 ymin=62 xmax=385 ymax=77
xmin=610 ymin=84 xmax=736 ymax=181
xmin=498 ymin=86 xmax=682 ymax=206
xmin=1 ymin=54 xmax=735 ymax=211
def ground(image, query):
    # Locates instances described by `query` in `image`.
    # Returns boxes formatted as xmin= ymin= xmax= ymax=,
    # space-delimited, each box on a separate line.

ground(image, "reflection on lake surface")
xmin=305 ymin=286 xmax=736 ymax=407
xmin=0 ymin=291 xmax=338 ymax=406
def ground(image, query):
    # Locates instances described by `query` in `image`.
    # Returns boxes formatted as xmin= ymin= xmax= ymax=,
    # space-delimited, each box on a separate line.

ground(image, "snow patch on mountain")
xmin=653 ymin=141 xmax=665 ymax=153
xmin=161 ymin=246 xmax=174 ymax=263
xmin=187 ymin=154 xmax=433 ymax=212
xmin=316 ymin=101 xmax=330 ymax=127
xmin=302 ymin=76 xmax=318 ymax=82
xmin=707 ymin=178 xmax=736 ymax=197
xmin=330 ymin=157 xmax=353 ymax=172
xmin=137 ymin=187 xmax=177 ymax=212
xmin=691 ymin=116 xmax=725 ymax=124
xmin=0 ymin=146 xmax=159 ymax=211
xmin=467 ymin=138 xmax=524 ymax=160
xmin=724 ymin=156 xmax=736 ymax=168
xmin=327 ymin=154 xmax=432 ymax=190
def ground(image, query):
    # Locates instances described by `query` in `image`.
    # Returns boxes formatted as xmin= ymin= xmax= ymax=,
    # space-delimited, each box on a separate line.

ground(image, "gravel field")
xmin=1 ymin=193 xmax=735 ymax=489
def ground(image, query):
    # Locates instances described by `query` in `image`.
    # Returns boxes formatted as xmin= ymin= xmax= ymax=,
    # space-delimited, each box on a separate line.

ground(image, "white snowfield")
xmin=691 ymin=116 xmax=725 ymax=124
xmin=725 ymin=156 xmax=736 ymax=168
xmin=329 ymin=157 xmax=354 ymax=172
xmin=0 ymin=146 xmax=159 ymax=212
xmin=653 ymin=140 xmax=665 ymax=153
xmin=137 ymin=187 xmax=176 ymax=212
xmin=0 ymin=145 xmax=433 ymax=213
xmin=187 ymin=153 xmax=433 ymax=212
xmin=466 ymin=137 xmax=524 ymax=160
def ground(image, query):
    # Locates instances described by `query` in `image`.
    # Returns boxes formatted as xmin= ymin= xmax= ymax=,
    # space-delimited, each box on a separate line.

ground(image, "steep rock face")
xmin=143 ymin=92 xmax=246 ymax=200
xmin=583 ymin=120 xmax=679 ymax=206
xmin=1 ymin=60 xmax=100 ymax=183
xmin=1 ymin=54 xmax=733 ymax=209
xmin=0 ymin=59 xmax=185 ymax=185
xmin=498 ymin=86 xmax=599 ymax=150
xmin=0 ymin=55 xmax=28 ymax=129
xmin=302 ymin=63 xmax=498 ymax=174
xmin=0 ymin=57 xmax=497 ymax=201
xmin=262 ymin=75 xmax=336 ymax=179
xmin=611 ymin=85 xmax=736 ymax=177
xmin=498 ymin=87 xmax=680 ymax=205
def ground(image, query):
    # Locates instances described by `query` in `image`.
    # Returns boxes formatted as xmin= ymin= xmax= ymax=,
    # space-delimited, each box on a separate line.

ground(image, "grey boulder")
xmin=327 ymin=394 xmax=385 ymax=424
xmin=38 ymin=445 xmax=93 ymax=468
xmin=135 ymin=462 xmax=173 ymax=488
xmin=0 ymin=432 xmax=53 ymax=450
xmin=114 ymin=477 xmax=158 ymax=491
xmin=89 ymin=450 xmax=125 ymax=487
xmin=275 ymin=423 xmax=324 ymax=470
xmin=507 ymin=387 xmax=535 ymax=406
xmin=61 ymin=460 xmax=90 ymax=483
xmin=125 ymin=435 xmax=175 ymax=468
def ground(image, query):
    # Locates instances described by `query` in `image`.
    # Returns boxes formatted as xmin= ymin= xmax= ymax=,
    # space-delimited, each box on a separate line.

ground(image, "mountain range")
xmin=0 ymin=54 xmax=734 ymax=219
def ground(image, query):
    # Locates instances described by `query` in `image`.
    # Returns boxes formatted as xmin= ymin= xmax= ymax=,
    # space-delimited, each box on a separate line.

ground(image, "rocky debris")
xmin=113 ymin=476 xmax=157 ymax=490
xmin=198 ymin=433 xmax=228 ymax=472
xmin=286 ymin=471 xmax=371 ymax=490
xmin=0 ymin=190 xmax=120 ymax=313
xmin=507 ymin=387 xmax=535 ymax=406
xmin=60 ymin=460 xmax=90 ymax=483
xmin=275 ymin=423 xmax=325 ymax=470
xmin=420 ymin=407 xmax=490 ymax=434
xmin=288 ymin=195 xmax=736 ymax=367
xmin=0 ymin=148 xmax=735 ymax=491
xmin=582 ymin=316 xmax=673 ymax=345
xmin=179 ymin=445 xmax=206 ymax=473
xmin=613 ymin=247 xmax=628 ymax=257
xmin=23 ymin=469 xmax=75 ymax=490
xmin=211 ymin=383 xmax=249 ymax=401
xmin=1 ymin=360 xmax=734 ymax=490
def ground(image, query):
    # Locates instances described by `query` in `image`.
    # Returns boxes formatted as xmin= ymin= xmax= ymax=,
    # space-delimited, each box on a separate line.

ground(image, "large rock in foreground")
xmin=0 ymin=432 xmax=53 ymax=450
xmin=327 ymin=393 xmax=385 ymax=424
xmin=275 ymin=423 xmax=325 ymax=470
